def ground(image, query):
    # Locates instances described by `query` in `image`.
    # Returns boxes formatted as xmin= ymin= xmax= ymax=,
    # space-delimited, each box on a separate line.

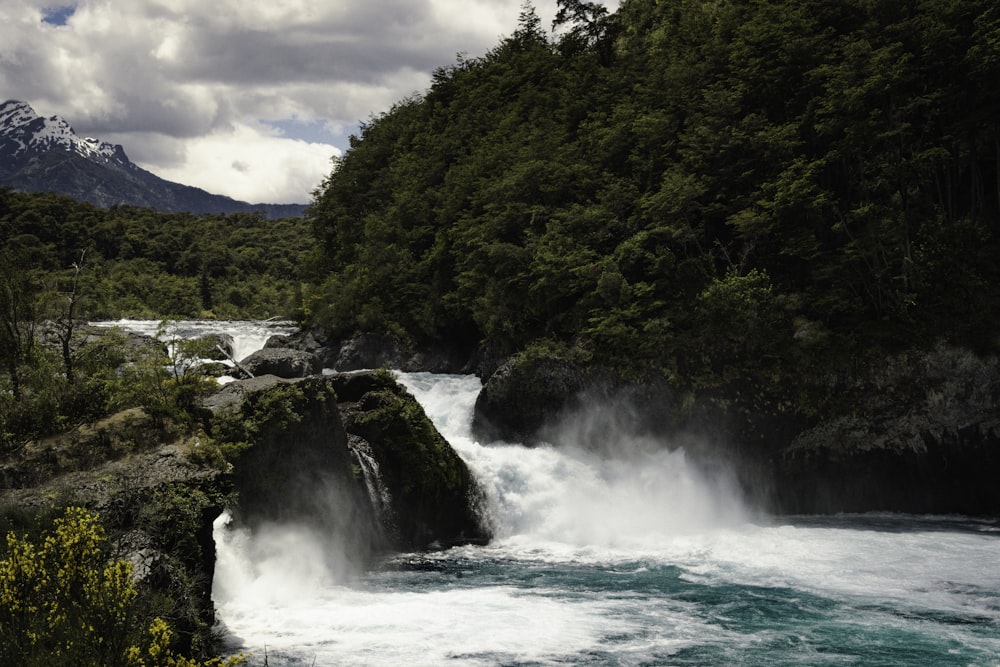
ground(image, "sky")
xmin=1 ymin=1 xmax=619 ymax=204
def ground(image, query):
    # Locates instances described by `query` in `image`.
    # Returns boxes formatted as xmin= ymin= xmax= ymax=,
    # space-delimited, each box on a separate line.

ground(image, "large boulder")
xmin=210 ymin=372 xmax=489 ymax=551
xmin=238 ymin=347 xmax=321 ymax=378
xmin=264 ymin=327 xmax=338 ymax=368
xmin=333 ymin=331 xmax=409 ymax=370
xmin=200 ymin=374 xmax=297 ymax=413
xmin=334 ymin=370 xmax=490 ymax=549
xmin=209 ymin=375 xmax=386 ymax=573
xmin=472 ymin=352 xmax=591 ymax=445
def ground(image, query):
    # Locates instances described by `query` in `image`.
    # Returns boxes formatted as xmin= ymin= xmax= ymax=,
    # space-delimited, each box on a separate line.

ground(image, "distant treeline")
xmin=306 ymin=0 xmax=1000 ymax=395
xmin=0 ymin=188 xmax=310 ymax=319
xmin=0 ymin=187 xmax=312 ymax=449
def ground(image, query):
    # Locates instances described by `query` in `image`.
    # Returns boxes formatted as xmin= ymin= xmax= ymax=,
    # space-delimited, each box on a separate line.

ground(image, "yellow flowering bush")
xmin=0 ymin=506 xmax=243 ymax=667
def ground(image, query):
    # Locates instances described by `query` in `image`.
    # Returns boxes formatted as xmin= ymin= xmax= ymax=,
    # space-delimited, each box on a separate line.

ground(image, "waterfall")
xmin=347 ymin=437 xmax=394 ymax=536
xmin=88 ymin=319 xmax=297 ymax=363
xmin=78 ymin=326 xmax=990 ymax=665
xmin=394 ymin=371 xmax=750 ymax=547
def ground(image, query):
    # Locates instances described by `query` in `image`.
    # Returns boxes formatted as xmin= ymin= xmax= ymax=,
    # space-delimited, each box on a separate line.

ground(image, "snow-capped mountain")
xmin=0 ymin=100 xmax=130 ymax=167
xmin=0 ymin=100 xmax=304 ymax=218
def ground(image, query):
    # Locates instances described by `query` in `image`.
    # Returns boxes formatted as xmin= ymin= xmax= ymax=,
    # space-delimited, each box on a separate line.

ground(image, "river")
xmin=213 ymin=373 xmax=1000 ymax=666
xmin=96 ymin=321 xmax=1000 ymax=665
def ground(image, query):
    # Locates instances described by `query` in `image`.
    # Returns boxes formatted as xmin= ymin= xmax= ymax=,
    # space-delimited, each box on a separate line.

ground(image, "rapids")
xmin=95 ymin=321 xmax=999 ymax=665
xmin=212 ymin=371 xmax=1000 ymax=666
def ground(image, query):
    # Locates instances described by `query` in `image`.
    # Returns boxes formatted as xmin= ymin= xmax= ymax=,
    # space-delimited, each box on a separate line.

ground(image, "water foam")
xmin=396 ymin=372 xmax=750 ymax=547
xmin=89 ymin=319 xmax=297 ymax=362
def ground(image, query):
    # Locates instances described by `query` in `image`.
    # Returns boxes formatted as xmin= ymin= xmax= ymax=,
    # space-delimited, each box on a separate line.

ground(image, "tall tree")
xmin=0 ymin=251 xmax=39 ymax=400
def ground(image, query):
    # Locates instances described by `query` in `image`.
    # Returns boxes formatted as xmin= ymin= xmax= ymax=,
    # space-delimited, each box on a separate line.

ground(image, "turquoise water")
xmin=213 ymin=372 xmax=1000 ymax=666
xmin=375 ymin=523 xmax=1000 ymax=666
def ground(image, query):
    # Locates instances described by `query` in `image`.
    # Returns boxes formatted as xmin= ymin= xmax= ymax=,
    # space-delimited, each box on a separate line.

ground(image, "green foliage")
xmin=214 ymin=382 xmax=309 ymax=445
xmin=0 ymin=506 xmax=244 ymax=667
xmin=0 ymin=246 xmax=42 ymax=400
xmin=695 ymin=268 xmax=789 ymax=383
xmin=0 ymin=191 xmax=311 ymax=321
xmin=305 ymin=0 xmax=1000 ymax=396
xmin=0 ymin=319 xmax=220 ymax=454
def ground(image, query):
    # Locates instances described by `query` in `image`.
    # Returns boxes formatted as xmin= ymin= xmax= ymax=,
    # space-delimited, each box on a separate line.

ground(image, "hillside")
xmin=306 ymin=0 xmax=1000 ymax=378
xmin=302 ymin=0 xmax=1000 ymax=511
xmin=0 ymin=189 xmax=311 ymax=321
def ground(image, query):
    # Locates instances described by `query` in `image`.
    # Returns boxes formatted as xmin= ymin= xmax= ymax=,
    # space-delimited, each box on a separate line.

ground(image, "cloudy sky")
xmin=1 ymin=0 xmax=618 ymax=204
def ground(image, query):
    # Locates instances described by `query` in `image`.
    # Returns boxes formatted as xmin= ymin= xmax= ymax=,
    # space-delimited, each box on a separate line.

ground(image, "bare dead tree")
xmin=52 ymin=249 xmax=88 ymax=384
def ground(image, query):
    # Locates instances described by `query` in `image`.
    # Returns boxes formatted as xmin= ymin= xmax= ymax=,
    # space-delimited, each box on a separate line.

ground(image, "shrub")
xmin=0 ymin=506 xmax=243 ymax=667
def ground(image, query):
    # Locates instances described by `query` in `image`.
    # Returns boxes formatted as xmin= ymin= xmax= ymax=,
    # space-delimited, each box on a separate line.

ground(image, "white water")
xmin=396 ymin=373 xmax=750 ymax=548
xmin=90 ymin=319 xmax=298 ymax=363
xmin=89 ymin=319 xmax=298 ymax=380
xmin=212 ymin=371 xmax=1000 ymax=666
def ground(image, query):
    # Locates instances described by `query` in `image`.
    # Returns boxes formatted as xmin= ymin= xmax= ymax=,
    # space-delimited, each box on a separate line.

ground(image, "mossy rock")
xmin=342 ymin=379 xmax=489 ymax=549
xmin=472 ymin=353 xmax=588 ymax=445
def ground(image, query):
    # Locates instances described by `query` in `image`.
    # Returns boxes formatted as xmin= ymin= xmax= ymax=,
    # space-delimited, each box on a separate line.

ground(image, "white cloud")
xmin=1 ymin=0 xmax=619 ymax=203
xmin=142 ymin=122 xmax=340 ymax=204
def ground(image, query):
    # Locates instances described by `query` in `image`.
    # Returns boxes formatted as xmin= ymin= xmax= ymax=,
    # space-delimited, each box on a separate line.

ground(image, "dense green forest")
xmin=307 ymin=0 xmax=1000 ymax=400
xmin=3 ymin=2 xmax=1000 ymax=659
xmin=0 ymin=189 xmax=310 ymax=321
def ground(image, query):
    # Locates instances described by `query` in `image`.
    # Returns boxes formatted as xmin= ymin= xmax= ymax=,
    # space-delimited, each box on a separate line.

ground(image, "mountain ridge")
xmin=0 ymin=100 xmax=305 ymax=218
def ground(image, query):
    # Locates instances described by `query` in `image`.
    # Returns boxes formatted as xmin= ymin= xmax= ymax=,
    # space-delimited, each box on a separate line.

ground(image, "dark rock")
xmin=208 ymin=371 xmax=489 ymax=552
xmin=238 ymin=347 xmax=321 ymax=378
xmin=218 ymin=376 xmax=384 ymax=570
xmin=772 ymin=344 xmax=1000 ymax=514
xmin=333 ymin=331 xmax=409 ymax=370
xmin=324 ymin=331 xmax=470 ymax=373
xmin=200 ymin=375 xmax=298 ymax=413
xmin=327 ymin=369 xmax=399 ymax=402
xmin=265 ymin=327 xmax=338 ymax=368
xmin=463 ymin=341 xmax=508 ymax=380
xmin=472 ymin=353 xmax=590 ymax=445
xmin=338 ymin=374 xmax=490 ymax=548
